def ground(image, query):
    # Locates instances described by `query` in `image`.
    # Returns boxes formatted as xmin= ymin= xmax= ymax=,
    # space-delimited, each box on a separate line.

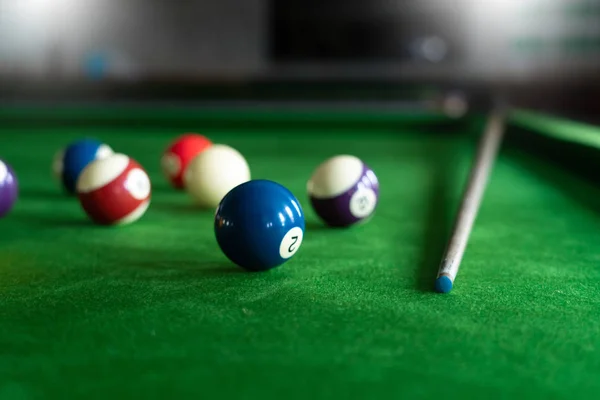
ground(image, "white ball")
xmin=184 ymin=144 xmax=251 ymax=208
xmin=307 ymin=155 xmax=366 ymax=198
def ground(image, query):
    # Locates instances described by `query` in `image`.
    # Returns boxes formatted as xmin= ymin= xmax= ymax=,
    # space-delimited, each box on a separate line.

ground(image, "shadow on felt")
xmin=125 ymin=258 xmax=244 ymax=279
xmin=151 ymin=201 xmax=212 ymax=216
xmin=304 ymin=220 xmax=339 ymax=232
xmin=18 ymin=186 xmax=72 ymax=201
xmin=414 ymin=140 xmax=461 ymax=292
xmin=504 ymin=126 xmax=600 ymax=215
xmin=82 ymin=241 xmax=251 ymax=282
xmin=12 ymin=210 xmax=92 ymax=228
xmin=148 ymin=181 xmax=181 ymax=194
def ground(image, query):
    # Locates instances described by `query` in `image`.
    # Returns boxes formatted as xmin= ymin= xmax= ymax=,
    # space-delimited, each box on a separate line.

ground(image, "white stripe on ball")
xmin=307 ymin=155 xmax=364 ymax=199
xmin=76 ymin=153 xmax=129 ymax=193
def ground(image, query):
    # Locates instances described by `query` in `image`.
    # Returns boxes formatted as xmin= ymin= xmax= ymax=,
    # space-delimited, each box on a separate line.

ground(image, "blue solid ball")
xmin=60 ymin=139 xmax=113 ymax=194
xmin=215 ymin=180 xmax=305 ymax=271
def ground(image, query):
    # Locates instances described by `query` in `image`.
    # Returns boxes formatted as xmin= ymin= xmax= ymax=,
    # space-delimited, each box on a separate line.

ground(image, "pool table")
xmin=0 ymin=104 xmax=599 ymax=399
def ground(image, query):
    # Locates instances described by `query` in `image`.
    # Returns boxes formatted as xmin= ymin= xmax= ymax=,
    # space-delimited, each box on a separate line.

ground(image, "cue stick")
xmin=435 ymin=106 xmax=507 ymax=293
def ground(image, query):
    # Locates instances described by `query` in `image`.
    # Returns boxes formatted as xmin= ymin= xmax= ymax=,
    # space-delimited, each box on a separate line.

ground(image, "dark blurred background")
xmin=1 ymin=0 xmax=599 ymax=116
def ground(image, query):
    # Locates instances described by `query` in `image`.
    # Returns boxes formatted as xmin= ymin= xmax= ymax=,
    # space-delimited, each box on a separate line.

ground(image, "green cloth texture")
xmin=0 ymin=108 xmax=599 ymax=399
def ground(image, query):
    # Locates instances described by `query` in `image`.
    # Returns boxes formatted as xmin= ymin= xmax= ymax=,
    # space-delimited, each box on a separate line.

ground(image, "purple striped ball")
xmin=308 ymin=155 xmax=379 ymax=227
xmin=0 ymin=159 xmax=18 ymax=218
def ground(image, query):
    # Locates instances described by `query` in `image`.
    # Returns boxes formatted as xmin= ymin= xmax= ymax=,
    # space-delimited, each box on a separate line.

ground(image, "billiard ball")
xmin=0 ymin=159 xmax=18 ymax=218
xmin=215 ymin=180 xmax=305 ymax=271
xmin=161 ymin=133 xmax=212 ymax=189
xmin=441 ymin=91 xmax=468 ymax=119
xmin=184 ymin=144 xmax=250 ymax=208
xmin=55 ymin=139 xmax=113 ymax=194
xmin=52 ymin=148 xmax=65 ymax=181
xmin=307 ymin=155 xmax=379 ymax=227
xmin=76 ymin=153 xmax=151 ymax=225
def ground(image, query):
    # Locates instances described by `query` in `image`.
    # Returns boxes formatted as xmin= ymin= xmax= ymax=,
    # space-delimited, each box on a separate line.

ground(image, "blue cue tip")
xmin=435 ymin=276 xmax=453 ymax=293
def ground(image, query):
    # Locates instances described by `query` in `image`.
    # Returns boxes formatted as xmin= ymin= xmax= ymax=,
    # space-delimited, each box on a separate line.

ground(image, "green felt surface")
xmin=511 ymin=109 xmax=600 ymax=149
xmin=1 ymin=108 xmax=600 ymax=399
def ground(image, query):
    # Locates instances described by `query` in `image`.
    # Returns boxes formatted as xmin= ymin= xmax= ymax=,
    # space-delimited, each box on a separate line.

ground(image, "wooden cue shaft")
xmin=435 ymin=107 xmax=507 ymax=293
